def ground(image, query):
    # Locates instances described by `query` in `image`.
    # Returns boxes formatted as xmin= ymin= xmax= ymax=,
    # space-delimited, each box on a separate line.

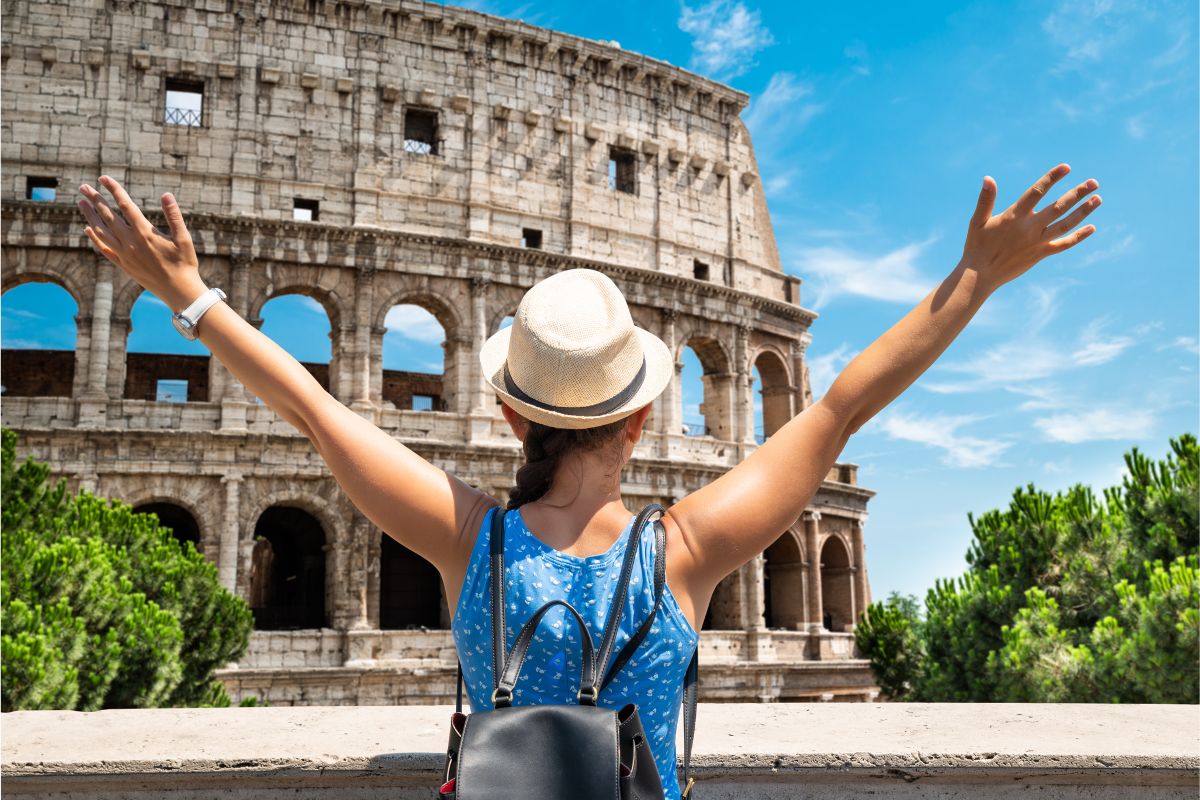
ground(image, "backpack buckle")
xmin=576 ymin=686 xmax=598 ymax=706
xmin=681 ymin=777 xmax=695 ymax=798
xmin=491 ymin=687 xmax=513 ymax=708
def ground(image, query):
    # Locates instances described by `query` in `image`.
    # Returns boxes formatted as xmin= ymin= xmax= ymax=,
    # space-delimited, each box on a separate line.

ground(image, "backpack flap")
xmin=455 ymin=704 xmax=621 ymax=800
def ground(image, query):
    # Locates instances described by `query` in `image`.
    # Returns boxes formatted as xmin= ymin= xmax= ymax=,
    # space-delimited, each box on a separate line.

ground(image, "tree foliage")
xmin=855 ymin=433 xmax=1199 ymax=703
xmin=1 ymin=427 xmax=254 ymax=710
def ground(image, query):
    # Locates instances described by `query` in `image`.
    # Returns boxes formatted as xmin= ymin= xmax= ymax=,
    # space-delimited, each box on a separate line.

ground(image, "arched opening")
xmin=679 ymin=336 xmax=732 ymax=440
xmin=379 ymin=534 xmax=446 ymax=629
xmin=0 ymin=281 xmax=79 ymax=397
xmin=752 ymin=349 xmax=792 ymax=440
xmin=257 ymin=294 xmax=333 ymax=402
xmin=819 ymin=535 xmax=854 ymax=632
xmin=249 ymin=506 xmax=327 ymax=630
xmin=125 ymin=290 xmax=212 ymax=402
xmin=381 ymin=302 xmax=447 ymax=412
xmin=133 ymin=502 xmax=201 ymax=549
xmin=762 ymin=531 xmax=805 ymax=630
xmin=702 ymin=570 xmax=741 ymax=630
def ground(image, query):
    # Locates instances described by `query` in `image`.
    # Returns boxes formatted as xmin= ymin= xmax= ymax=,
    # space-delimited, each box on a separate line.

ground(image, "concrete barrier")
xmin=3 ymin=703 xmax=1197 ymax=798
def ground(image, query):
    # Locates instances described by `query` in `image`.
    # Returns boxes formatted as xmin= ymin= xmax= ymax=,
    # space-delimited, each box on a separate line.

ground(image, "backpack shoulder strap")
xmin=489 ymin=504 xmax=506 ymax=690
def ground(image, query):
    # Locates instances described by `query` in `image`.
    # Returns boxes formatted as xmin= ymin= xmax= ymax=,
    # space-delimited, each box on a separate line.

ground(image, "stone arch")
xmin=250 ymin=505 xmax=329 ymax=630
xmin=379 ymin=533 xmax=447 ymax=629
xmin=252 ymin=285 xmax=343 ymax=398
xmin=375 ymin=285 xmax=463 ymax=413
xmin=2 ymin=248 xmax=95 ymax=317
xmin=750 ymin=345 xmax=793 ymax=440
xmin=703 ymin=570 xmax=740 ymax=630
xmin=486 ymin=282 xmax=525 ymax=336
xmin=0 ymin=278 xmax=82 ymax=398
xmin=243 ymin=488 xmax=346 ymax=627
xmin=763 ymin=529 xmax=806 ymax=630
xmin=820 ymin=533 xmax=854 ymax=632
xmin=676 ymin=331 xmax=734 ymax=440
xmin=132 ymin=501 xmax=202 ymax=549
xmin=123 ymin=290 xmax=213 ymax=402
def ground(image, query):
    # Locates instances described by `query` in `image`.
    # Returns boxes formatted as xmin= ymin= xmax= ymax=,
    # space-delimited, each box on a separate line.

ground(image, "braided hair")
xmin=506 ymin=416 xmax=631 ymax=510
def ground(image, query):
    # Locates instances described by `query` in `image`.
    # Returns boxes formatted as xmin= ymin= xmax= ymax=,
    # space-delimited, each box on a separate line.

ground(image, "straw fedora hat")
xmin=480 ymin=268 xmax=674 ymax=430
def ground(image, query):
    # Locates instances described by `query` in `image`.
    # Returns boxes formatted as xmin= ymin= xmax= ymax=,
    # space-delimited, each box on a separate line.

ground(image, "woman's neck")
xmin=519 ymin=449 xmax=631 ymax=555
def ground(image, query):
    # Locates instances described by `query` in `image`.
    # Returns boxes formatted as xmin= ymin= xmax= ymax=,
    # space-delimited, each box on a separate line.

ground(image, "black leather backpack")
xmin=439 ymin=502 xmax=699 ymax=800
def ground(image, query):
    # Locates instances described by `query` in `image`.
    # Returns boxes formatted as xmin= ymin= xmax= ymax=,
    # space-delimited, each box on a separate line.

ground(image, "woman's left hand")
xmin=76 ymin=175 xmax=208 ymax=314
xmin=961 ymin=163 xmax=1101 ymax=292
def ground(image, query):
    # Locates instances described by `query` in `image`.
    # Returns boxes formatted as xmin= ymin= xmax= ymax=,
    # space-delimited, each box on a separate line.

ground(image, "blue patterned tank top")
xmin=451 ymin=504 xmax=699 ymax=800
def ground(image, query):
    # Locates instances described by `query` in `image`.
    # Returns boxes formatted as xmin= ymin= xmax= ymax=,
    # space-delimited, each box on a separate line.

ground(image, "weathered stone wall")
xmin=0 ymin=0 xmax=880 ymax=704
xmin=1 ymin=0 xmax=791 ymax=299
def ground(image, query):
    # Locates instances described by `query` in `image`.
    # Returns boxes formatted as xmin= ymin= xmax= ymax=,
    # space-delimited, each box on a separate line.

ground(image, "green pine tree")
xmin=856 ymin=433 xmax=1199 ymax=703
xmin=1 ymin=427 xmax=254 ymax=710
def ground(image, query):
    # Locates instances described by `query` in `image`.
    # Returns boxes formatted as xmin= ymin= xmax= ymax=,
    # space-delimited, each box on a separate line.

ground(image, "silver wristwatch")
xmin=172 ymin=287 xmax=226 ymax=341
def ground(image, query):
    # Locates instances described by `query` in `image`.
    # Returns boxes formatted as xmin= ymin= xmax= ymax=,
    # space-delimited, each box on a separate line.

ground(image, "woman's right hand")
xmin=77 ymin=175 xmax=208 ymax=314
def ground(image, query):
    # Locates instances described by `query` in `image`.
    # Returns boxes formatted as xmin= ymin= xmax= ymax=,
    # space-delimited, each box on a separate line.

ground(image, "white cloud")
xmin=743 ymin=72 xmax=824 ymax=141
xmin=1034 ymin=407 xmax=1155 ymax=444
xmin=295 ymin=295 xmax=327 ymax=316
xmin=384 ymin=304 xmax=445 ymax=344
xmin=785 ymin=233 xmax=940 ymax=310
xmin=806 ymin=342 xmax=859 ymax=401
xmin=678 ymin=0 xmax=774 ymax=82
xmin=1125 ymin=113 xmax=1148 ymax=139
xmin=1080 ymin=230 xmax=1136 ymax=265
xmin=921 ymin=286 xmax=1133 ymax=394
xmin=843 ymin=40 xmax=870 ymax=77
xmin=875 ymin=408 xmax=1013 ymax=468
xmin=1158 ymin=335 xmax=1200 ymax=355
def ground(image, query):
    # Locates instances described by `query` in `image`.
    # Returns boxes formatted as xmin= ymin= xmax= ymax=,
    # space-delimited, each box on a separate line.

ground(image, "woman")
xmin=76 ymin=165 xmax=1100 ymax=798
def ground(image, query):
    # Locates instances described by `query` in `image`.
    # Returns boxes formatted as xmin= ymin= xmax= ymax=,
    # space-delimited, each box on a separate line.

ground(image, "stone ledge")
xmin=3 ymin=704 xmax=1196 ymax=798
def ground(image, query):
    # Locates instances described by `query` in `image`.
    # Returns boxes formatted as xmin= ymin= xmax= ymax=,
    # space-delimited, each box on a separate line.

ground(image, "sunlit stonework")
xmin=1 ymin=0 xmax=878 ymax=704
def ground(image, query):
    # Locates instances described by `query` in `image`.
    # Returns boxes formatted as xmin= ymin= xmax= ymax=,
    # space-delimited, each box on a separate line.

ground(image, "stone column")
xmin=470 ymin=276 xmax=491 ymax=413
xmin=369 ymin=324 xmax=387 ymax=403
xmin=78 ymin=261 xmax=113 ymax=426
xmin=735 ymin=322 xmax=755 ymax=446
xmin=792 ymin=331 xmax=812 ymax=412
xmin=446 ymin=332 xmax=471 ymax=416
xmin=218 ymin=473 xmax=243 ymax=594
xmin=803 ymin=510 xmax=823 ymax=633
xmin=220 ymin=255 xmax=253 ymax=431
xmin=851 ymin=518 xmax=870 ymax=621
xmin=658 ymin=308 xmax=679 ymax=458
xmin=350 ymin=267 xmax=377 ymax=413
xmin=329 ymin=513 xmax=369 ymax=631
xmin=366 ymin=529 xmax=383 ymax=629
xmin=744 ymin=555 xmax=775 ymax=662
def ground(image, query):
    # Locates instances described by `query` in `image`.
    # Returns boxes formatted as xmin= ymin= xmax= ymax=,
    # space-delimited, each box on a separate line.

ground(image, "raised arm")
xmin=76 ymin=177 xmax=491 ymax=576
xmin=665 ymin=164 xmax=1102 ymax=613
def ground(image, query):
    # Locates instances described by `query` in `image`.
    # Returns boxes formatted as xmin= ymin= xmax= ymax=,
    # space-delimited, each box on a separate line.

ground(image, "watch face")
xmin=172 ymin=315 xmax=195 ymax=339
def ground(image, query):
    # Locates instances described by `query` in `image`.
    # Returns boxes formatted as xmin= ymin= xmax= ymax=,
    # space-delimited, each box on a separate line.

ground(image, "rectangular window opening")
xmin=608 ymin=146 xmax=636 ymax=194
xmin=156 ymin=378 xmax=188 ymax=403
xmin=521 ymin=228 xmax=543 ymax=249
xmin=293 ymin=198 xmax=320 ymax=221
xmin=693 ymin=259 xmax=710 ymax=281
xmin=164 ymin=78 xmax=204 ymax=127
xmin=26 ymin=176 xmax=58 ymax=202
xmin=404 ymin=109 xmax=439 ymax=155
xmin=411 ymin=394 xmax=434 ymax=411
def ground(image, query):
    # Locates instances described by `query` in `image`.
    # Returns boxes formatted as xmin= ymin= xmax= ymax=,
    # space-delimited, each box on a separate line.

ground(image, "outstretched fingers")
xmin=1045 ymin=223 xmax=1096 ymax=254
xmin=1012 ymin=163 xmax=1071 ymax=216
xmin=968 ymin=176 xmax=997 ymax=229
xmin=1039 ymin=178 xmax=1099 ymax=224
xmin=160 ymin=192 xmax=194 ymax=246
xmin=1043 ymin=193 xmax=1102 ymax=241
xmin=99 ymin=175 xmax=153 ymax=235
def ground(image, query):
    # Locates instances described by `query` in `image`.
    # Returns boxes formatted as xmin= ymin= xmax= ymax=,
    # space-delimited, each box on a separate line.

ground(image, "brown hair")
xmin=506 ymin=416 xmax=631 ymax=510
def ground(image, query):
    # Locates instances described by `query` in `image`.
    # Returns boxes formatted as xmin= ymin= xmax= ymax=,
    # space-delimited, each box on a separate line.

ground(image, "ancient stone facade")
xmin=1 ymin=0 xmax=879 ymax=703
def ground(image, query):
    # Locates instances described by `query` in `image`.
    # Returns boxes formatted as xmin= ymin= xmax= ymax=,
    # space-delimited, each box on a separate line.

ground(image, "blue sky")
xmin=3 ymin=0 xmax=1196 ymax=603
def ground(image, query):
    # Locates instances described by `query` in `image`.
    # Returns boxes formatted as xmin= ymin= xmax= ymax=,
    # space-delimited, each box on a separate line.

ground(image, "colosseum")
xmin=1 ymin=0 xmax=879 ymax=704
